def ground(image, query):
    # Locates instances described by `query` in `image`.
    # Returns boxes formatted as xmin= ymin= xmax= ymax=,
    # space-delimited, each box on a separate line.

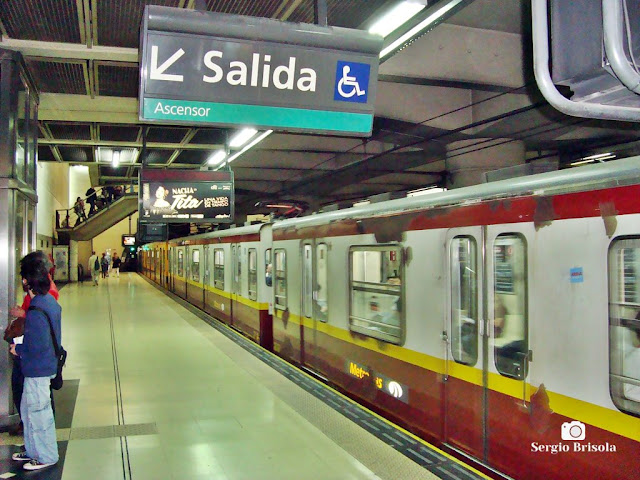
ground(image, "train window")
xmin=213 ymin=249 xmax=224 ymax=290
xmin=493 ymin=234 xmax=528 ymax=379
xmin=450 ymin=237 xmax=478 ymax=366
xmin=349 ymin=246 xmax=403 ymax=344
xmin=274 ymin=249 xmax=287 ymax=310
xmin=315 ymin=243 xmax=328 ymax=322
xmin=248 ymin=248 xmax=257 ymax=300
xmin=608 ymin=238 xmax=640 ymax=417
xmin=191 ymin=249 xmax=200 ymax=282
xmin=265 ymin=248 xmax=272 ymax=286
xmin=177 ymin=250 xmax=184 ymax=277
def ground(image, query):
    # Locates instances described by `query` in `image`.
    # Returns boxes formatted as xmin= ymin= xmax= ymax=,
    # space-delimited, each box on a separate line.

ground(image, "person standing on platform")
xmin=10 ymin=252 xmax=61 ymax=471
xmin=100 ymin=253 xmax=109 ymax=279
xmin=105 ymin=251 xmax=112 ymax=277
xmin=88 ymin=251 xmax=100 ymax=286
xmin=112 ymin=253 xmax=121 ymax=278
xmin=4 ymin=253 xmax=59 ymax=436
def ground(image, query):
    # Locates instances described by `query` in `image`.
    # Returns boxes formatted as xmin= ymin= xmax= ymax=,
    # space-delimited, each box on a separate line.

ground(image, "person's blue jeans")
xmin=21 ymin=376 xmax=59 ymax=464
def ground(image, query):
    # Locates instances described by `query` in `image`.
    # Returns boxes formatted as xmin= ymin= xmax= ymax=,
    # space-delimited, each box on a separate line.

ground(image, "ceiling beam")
xmin=0 ymin=38 xmax=138 ymax=62
xmin=38 ymin=138 xmax=224 ymax=150
xmin=39 ymin=93 xmax=138 ymax=123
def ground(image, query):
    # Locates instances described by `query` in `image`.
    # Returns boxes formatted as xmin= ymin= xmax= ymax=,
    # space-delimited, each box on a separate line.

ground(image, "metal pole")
xmin=314 ymin=0 xmax=327 ymax=27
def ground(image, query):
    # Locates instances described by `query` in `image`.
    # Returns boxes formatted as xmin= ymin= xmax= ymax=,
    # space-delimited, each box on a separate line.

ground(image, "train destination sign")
xmin=140 ymin=6 xmax=383 ymax=136
xmin=139 ymin=169 xmax=234 ymax=224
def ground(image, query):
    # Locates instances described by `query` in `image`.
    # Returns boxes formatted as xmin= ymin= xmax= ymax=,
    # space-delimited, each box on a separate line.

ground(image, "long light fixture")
xmin=229 ymin=128 xmax=258 ymax=148
xmin=112 ymin=150 xmax=120 ymax=167
xmin=217 ymin=130 xmax=273 ymax=169
xmin=379 ymin=0 xmax=464 ymax=58
xmin=570 ymin=153 xmax=616 ymax=166
xmin=407 ymin=186 xmax=446 ymax=197
xmin=207 ymin=149 xmax=227 ymax=166
xmin=369 ymin=1 xmax=425 ymax=38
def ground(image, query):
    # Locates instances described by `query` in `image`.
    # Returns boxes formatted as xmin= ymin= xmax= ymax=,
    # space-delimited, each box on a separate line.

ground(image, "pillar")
xmin=69 ymin=240 xmax=78 ymax=282
xmin=0 ymin=49 xmax=39 ymax=427
xmin=445 ymin=139 xmax=526 ymax=189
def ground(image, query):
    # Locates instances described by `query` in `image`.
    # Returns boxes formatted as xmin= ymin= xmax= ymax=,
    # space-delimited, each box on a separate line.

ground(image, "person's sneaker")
xmin=12 ymin=451 xmax=31 ymax=462
xmin=23 ymin=459 xmax=56 ymax=471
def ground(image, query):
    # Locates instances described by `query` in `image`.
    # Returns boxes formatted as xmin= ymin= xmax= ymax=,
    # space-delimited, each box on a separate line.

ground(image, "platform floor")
xmin=0 ymin=273 xmax=487 ymax=480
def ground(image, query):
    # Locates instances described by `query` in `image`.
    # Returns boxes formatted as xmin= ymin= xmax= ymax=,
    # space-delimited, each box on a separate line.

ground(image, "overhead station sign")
xmin=140 ymin=169 xmax=234 ymax=224
xmin=139 ymin=6 xmax=383 ymax=136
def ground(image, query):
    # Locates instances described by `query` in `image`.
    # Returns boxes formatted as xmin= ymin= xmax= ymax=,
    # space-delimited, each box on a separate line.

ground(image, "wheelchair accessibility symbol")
xmin=334 ymin=61 xmax=370 ymax=104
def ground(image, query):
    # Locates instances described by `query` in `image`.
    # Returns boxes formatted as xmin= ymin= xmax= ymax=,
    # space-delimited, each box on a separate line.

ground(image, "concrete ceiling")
xmin=2 ymin=0 xmax=639 ymax=220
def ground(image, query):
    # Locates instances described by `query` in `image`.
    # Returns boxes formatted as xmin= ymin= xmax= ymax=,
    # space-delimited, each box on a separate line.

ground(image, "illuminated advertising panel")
xmin=140 ymin=169 xmax=234 ymax=224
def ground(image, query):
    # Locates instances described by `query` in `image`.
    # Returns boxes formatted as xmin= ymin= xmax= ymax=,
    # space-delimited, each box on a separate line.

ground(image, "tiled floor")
xmin=1 ymin=273 xmax=474 ymax=480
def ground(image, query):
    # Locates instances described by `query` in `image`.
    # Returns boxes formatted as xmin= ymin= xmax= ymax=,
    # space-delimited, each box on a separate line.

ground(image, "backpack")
xmin=94 ymin=257 xmax=100 ymax=271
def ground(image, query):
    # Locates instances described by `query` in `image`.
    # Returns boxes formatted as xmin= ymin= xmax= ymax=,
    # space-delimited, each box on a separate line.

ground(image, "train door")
xmin=300 ymin=241 xmax=329 ymax=370
xmin=443 ymin=228 xmax=485 ymax=458
xmin=300 ymin=242 xmax=313 ymax=366
xmin=158 ymin=248 xmax=163 ymax=287
xmin=185 ymin=246 xmax=191 ymax=300
xmin=177 ymin=247 xmax=186 ymax=298
xmin=484 ymin=226 xmax=531 ymax=473
xmin=203 ymin=245 xmax=210 ymax=310
xmin=153 ymin=249 xmax=158 ymax=283
xmin=444 ymin=226 xmax=531 ymax=469
xmin=161 ymin=247 xmax=166 ymax=287
xmin=230 ymin=244 xmax=241 ymax=327
xmin=169 ymin=247 xmax=175 ymax=292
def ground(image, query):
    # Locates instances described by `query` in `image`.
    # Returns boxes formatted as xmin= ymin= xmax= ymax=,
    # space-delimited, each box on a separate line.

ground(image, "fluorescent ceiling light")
xmin=219 ymin=130 xmax=273 ymax=169
xmin=407 ymin=187 xmax=446 ymax=197
xmin=97 ymin=147 xmax=137 ymax=164
xmin=208 ymin=150 xmax=227 ymax=165
xmin=380 ymin=0 xmax=464 ymax=58
xmin=570 ymin=154 xmax=616 ymax=166
xmin=369 ymin=1 xmax=425 ymax=37
xmin=229 ymin=128 xmax=258 ymax=148
xmin=581 ymin=152 xmax=615 ymax=161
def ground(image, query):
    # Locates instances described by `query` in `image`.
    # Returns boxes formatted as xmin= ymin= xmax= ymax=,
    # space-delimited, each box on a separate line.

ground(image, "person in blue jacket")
xmin=9 ymin=252 xmax=61 ymax=471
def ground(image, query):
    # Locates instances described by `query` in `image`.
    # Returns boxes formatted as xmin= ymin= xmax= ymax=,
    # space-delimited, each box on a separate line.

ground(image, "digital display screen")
xmin=122 ymin=235 xmax=136 ymax=246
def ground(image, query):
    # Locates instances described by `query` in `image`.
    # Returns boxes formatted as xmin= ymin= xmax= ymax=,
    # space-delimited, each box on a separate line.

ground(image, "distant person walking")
xmin=73 ymin=197 xmax=86 ymax=225
xmin=88 ymin=251 xmax=100 ymax=286
xmin=100 ymin=253 xmax=109 ymax=279
xmin=105 ymin=251 xmax=112 ymax=276
xmin=112 ymin=253 xmax=121 ymax=278
xmin=85 ymin=187 xmax=97 ymax=215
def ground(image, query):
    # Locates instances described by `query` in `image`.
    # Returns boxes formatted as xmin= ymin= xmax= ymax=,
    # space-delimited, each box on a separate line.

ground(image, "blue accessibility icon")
xmin=334 ymin=61 xmax=370 ymax=104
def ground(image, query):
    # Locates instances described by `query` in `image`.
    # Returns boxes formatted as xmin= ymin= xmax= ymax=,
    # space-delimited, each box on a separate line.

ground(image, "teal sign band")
xmin=143 ymin=98 xmax=372 ymax=134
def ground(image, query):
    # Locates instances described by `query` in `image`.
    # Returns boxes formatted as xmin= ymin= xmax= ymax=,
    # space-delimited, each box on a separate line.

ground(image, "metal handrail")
xmin=531 ymin=0 xmax=640 ymax=121
xmin=56 ymin=183 xmax=137 ymax=230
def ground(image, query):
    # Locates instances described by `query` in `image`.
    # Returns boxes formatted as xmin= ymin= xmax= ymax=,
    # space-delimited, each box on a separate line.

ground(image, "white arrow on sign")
xmin=150 ymin=46 xmax=185 ymax=82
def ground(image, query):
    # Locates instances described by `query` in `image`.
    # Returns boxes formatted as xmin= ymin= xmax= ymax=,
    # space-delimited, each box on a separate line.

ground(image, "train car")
xmin=165 ymin=224 xmax=273 ymax=349
xmin=141 ymin=158 xmax=640 ymax=480
xmin=270 ymin=157 xmax=640 ymax=480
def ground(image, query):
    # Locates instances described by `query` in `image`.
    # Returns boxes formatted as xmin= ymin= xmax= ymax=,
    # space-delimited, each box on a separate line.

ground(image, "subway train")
xmin=140 ymin=157 xmax=640 ymax=480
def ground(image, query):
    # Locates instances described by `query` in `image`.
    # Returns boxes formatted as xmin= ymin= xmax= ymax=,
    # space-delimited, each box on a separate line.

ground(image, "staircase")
xmin=57 ymin=193 xmax=138 ymax=241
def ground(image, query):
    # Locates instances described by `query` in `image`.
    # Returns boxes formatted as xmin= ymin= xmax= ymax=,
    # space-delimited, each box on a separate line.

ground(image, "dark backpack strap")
xmin=27 ymin=306 xmax=61 ymax=357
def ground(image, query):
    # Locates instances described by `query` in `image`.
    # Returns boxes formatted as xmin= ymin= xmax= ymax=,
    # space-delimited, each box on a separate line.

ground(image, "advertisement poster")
xmin=53 ymin=246 xmax=69 ymax=282
xmin=140 ymin=170 xmax=234 ymax=224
